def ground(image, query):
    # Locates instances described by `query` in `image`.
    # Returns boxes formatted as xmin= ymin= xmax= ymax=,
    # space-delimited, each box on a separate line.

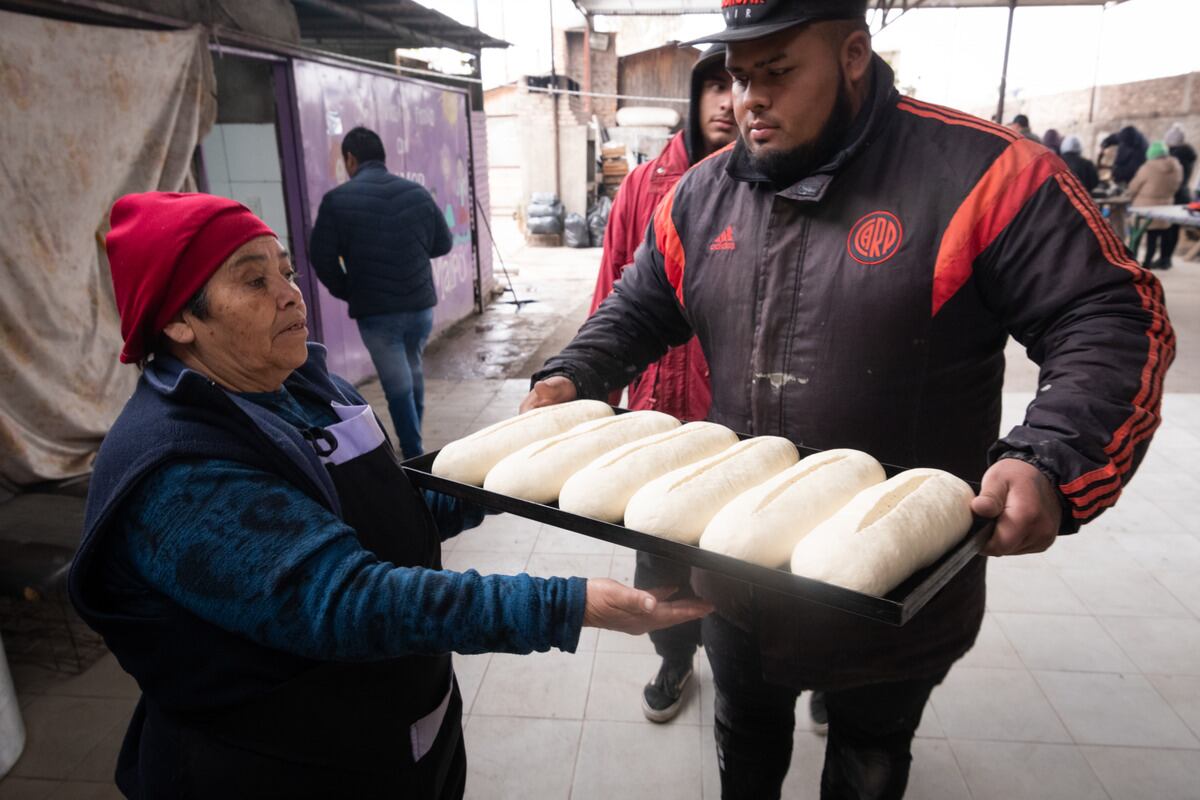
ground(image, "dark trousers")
xmin=704 ymin=613 xmax=946 ymax=800
xmin=1161 ymin=225 xmax=1180 ymax=262
xmin=634 ymin=552 xmax=701 ymax=662
xmin=1144 ymin=229 xmax=1172 ymax=265
xmin=124 ymin=697 xmax=467 ymax=799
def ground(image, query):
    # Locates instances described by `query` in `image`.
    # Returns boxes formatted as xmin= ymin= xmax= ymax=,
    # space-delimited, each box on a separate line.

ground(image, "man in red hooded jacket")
xmin=590 ymin=44 xmax=736 ymax=724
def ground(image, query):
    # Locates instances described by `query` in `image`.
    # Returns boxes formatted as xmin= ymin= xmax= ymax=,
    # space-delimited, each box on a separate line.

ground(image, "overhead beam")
xmin=871 ymin=0 xmax=930 ymax=32
xmin=304 ymin=21 xmax=484 ymax=38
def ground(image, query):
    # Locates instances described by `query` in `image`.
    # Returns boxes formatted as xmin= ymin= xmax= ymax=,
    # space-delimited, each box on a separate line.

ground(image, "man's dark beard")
xmin=747 ymin=80 xmax=855 ymax=187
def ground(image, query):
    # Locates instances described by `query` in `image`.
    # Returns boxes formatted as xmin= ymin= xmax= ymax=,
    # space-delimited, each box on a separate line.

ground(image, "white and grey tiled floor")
xmin=407 ymin=386 xmax=1200 ymax=800
xmin=3 ymin=243 xmax=1199 ymax=798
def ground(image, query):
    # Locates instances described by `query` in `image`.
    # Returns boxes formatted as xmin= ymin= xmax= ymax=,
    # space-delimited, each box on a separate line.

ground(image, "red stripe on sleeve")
xmin=897 ymin=99 xmax=1019 ymax=143
xmin=1049 ymin=172 xmax=1175 ymax=520
xmin=653 ymin=183 xmax=687 ymax=307
xmin=930 ymin=138 xmax=1059 ymax=316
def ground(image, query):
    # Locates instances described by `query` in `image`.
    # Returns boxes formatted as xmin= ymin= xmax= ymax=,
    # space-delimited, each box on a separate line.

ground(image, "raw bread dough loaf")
xmin=789 ymin=468 xmax=975 ymax=596
xmin=699 ymin=449 xmax=886 ymax=568
xmin=431 ymin=400 xmax=613 ymax=486
xmin=483 ymin=410 xmax=679 ymax=503
xmin=623 ymin=437 xmax=799 ymax=544
xmin=558 ymin=422 xmax=740 ymax=522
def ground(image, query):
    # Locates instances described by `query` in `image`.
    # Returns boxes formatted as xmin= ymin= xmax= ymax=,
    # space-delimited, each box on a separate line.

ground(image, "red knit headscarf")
xmin=106 ymin=192 xmax=277 ymax=363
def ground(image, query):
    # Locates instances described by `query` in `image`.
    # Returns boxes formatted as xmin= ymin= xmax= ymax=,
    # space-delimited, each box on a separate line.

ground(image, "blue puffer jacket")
xmin=309 ymin=161 xmax=453 ymax=317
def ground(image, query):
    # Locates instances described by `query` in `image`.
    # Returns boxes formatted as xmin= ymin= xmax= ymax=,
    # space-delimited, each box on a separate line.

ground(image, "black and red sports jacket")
xmin=537 ymin=56 xmax=1174 ymax=689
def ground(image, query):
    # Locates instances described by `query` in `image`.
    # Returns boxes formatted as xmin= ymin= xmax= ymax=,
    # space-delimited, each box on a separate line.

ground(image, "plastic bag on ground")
xmin=527 ymin=215 xmax=563 ymax=235
xmin=587 ymin=195 xmax=613 ymax=246
xmin=526 ymin=201 xmax=564 ymax=219
xmin=564 ymin=213 xmax=589 ymax=247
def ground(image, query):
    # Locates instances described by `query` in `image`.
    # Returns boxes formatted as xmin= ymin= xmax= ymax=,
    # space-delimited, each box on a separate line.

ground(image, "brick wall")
xmin=516 ymin=86 xmax=562 ymax=204
xmin=590 ymin=33 xmax=619 ymax=129
xmin=484 ymin=23 xmax=620 ymax=221
xmin=965 ymin=71 xmax=1200 ymax=168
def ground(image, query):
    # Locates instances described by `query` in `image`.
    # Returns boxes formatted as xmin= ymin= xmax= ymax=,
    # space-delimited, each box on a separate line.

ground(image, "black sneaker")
xmin=809 ymin=691 xmax=829 ymax=736
xmin=641 ymin=658 xmax=693 ymax=723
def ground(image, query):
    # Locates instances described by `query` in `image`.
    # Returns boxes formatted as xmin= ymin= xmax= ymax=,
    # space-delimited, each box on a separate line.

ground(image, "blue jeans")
xmin=357 ymin=308 xmax=434 ymax=459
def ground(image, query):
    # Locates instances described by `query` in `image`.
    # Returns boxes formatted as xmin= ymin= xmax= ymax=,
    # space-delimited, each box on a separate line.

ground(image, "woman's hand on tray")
xmin=520 ymin=375 xmax=577 ymax=413
xmin=972 ymin=458 xmax=1063 ymax=557
xmin=583 ymin=579 xmax=714 ymax=635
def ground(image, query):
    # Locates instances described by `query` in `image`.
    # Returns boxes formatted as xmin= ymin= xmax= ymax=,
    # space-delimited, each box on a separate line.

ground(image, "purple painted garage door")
xmin=289 ymin=59 xmax=477 ymax=382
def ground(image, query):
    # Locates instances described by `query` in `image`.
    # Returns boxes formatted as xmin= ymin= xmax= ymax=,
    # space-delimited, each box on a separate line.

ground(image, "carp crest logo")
xmin=847 ymin=211 xmax=903 ymax=265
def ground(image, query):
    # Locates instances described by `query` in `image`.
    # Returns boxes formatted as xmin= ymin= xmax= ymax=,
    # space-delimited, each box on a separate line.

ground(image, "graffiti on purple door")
xmin=290 ymin=59 xmax=476 ymax=382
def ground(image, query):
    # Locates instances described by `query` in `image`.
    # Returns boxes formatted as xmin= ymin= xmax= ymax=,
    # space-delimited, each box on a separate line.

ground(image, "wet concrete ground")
xmin=423 ymin=218 xmax=597 ymax=383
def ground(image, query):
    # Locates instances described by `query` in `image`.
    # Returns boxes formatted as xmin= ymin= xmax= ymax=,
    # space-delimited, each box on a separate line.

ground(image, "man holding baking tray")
xmin=521 ymin=0 xmax=1175 ymax=797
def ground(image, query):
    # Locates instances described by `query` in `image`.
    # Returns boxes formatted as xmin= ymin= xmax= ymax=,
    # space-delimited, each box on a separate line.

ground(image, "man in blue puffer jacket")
xmin=310 ymin=126 xmax=453 ymax=457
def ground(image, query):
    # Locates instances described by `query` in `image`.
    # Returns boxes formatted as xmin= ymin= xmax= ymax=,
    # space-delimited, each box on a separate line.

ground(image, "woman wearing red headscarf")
xmin=69 ymin=193 xmax=710 ymax=799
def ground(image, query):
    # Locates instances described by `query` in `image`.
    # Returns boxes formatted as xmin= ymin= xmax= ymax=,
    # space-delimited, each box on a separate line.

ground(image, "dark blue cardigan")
xmin=309 ymin=162 xmax=453 ymax=317
xmin=70 ymin=346 xmax=584 ymax=717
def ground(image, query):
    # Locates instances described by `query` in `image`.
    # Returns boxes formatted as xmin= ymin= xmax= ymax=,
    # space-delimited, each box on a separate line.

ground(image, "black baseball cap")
xmin=682 ymin=0 xmax=869 ymax=46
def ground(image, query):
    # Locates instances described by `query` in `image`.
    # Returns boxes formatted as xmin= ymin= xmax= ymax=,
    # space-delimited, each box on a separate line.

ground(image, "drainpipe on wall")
xmin=467 ymin=50 xmax=484 ymax=313
xmin=583 ymin=12 xmax=592 ymax=116
xmin=548 ymin=0 xmax=561 ymax=202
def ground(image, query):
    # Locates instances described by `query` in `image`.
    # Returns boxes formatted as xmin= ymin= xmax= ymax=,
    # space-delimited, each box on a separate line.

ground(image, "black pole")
xmin=548 ymin=0 xmax=561 ymax=202
xmin=996 ymin=0 xmax=1017 ymax=124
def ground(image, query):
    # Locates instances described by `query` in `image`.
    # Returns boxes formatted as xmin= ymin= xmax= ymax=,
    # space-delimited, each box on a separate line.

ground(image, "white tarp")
xmin=0 ymin=10 xmax=216 ymax=488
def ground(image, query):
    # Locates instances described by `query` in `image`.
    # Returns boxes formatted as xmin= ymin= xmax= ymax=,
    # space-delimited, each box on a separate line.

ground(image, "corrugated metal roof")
xmin=291 ymin=0 xmax=508 ymax=54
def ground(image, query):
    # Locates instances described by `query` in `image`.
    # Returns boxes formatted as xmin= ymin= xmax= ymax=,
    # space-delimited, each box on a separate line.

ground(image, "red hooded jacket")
xmin=590 ymin=132 xmax=712 ymax=419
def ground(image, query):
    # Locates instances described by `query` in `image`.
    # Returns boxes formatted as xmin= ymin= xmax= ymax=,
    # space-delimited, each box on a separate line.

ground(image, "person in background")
xmin=591 ymin=44 xmax=746 ymax=726
xmin=521 ymin=0 xmax=1173 ymax=795
xmin=1162 ymin=122 xmax=1197 ymax=267
xmin=1096 ymin=131 xmax=1119 ymax=184
xmin=72 ymin=192 xmax=712 ymax=799
xmin=1008 ymin=113 xmax=1041 ymax=142
xmin=1042 ymin=128 xmax=1062 ymax=154
xmin=1129 ymin=141 xmax=1184 ymax=270
xmin=310 ymin=127 xmax=450 ymax=458
xmin=1061 ymin=135 xmax=1100 ymax=194
xmin=1102 ymin=125 xmax=1149 ymax=187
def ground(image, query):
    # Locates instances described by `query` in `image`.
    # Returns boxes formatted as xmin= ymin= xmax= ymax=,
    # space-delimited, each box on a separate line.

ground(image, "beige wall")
xmin=485 ymin=82 xmax=592 ymax=219
xmin=485 ymin=86 xmax=522 ymax=215
xmin=485 ymin=23 xmax=611 ymax=222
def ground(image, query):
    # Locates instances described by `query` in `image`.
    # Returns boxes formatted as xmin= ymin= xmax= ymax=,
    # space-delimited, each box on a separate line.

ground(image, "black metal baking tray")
xmin=402 ymin=441 xmax=992 ymax=626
